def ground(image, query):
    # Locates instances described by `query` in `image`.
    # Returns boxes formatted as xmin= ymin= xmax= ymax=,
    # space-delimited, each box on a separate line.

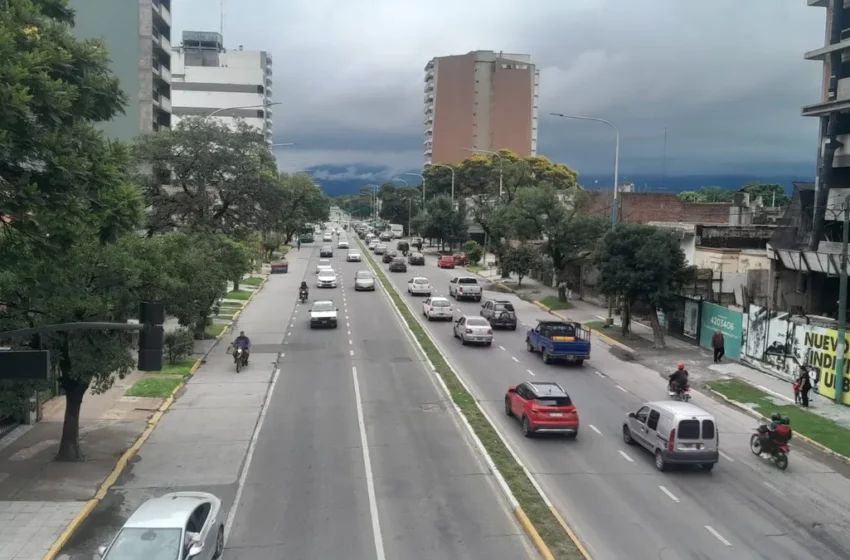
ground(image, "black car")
xmin=389 ymin=257 xmax=407 ymax=272
xmin=480 ymin=299 xmax=518 ymax=330
xmin=382 ymin=250 xmax=397 ymax=264
xmin=320 ymin=245 xmax=333 ymax=257
xmin=408 ymin=252 xmax=425 ymax=265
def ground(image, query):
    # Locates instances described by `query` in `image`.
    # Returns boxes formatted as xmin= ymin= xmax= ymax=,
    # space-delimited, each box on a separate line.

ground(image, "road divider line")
xmin=512 ymin=356 xmax=520 ymax=363
xmin=595 ymin=371 xmax=605 ymax=378
xmin=352 ymin=366 xmax=387 ymax=560
xmin=499 ymin=345 xmax=507 ymax=351
xmin=526 ymin=369 xmax=536 ymax=377
xmin=350 ymin=349 xmax=354 ymax=356
xmin=355 ymin=238 xmax=591 ymax=560
xmin=658 ymin=486 xmax=679 ymax=503
xmin=589 ymin=424 xmax=602 ymax=435
xmin=616 ymin=385 xmax=627 ymax=392
xmin=224 ymin=366 xmax=282 ymax=541
xmin=718 ymin=450 xmax=734 ymax=462
xmin=618 ymin=450 xmax=634 ymax=463
xmin=704 ymin=525 xmax=732 ymax=546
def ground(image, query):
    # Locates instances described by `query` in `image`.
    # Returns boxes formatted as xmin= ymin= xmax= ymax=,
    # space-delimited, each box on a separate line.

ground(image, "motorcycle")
xmin=299 ymin=288 xmax=308 ymax=303
xmin=233 ymin=347 xmax=249 ymax=373
xmin=668 ymin=383 xmax=691 ymax=402
xmin=750 ymin=426 xmax=789 ymax=470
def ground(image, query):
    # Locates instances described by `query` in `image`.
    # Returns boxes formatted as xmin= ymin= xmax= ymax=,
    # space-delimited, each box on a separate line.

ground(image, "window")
xmin=702 ymin=419 xmax=716 ymax=439
xmin=458 ymin=278 xmax=478 ymax=284
xmin=466 ymin=317 xmax=489 ymax=327
xmin=677 ymin=420 xmax=701 ymax=440
xmin=495 ymin=303 xmax=514 ymax=312
xmin=647 ymin=409 xmax=660 ymax=430
xmin=536 ymin=396 xmax=572 ymax=407
xmin=634 ymin=406 xmax=649 ymax=423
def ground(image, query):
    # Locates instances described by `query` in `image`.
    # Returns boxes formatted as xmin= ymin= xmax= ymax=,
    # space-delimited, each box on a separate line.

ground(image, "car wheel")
xmin=460 ymin=335 xmax=467 ymax=345
xmin=504 ymin=397 xmax=513 ymax=417
xmin=522 ymin=416 xmax=533 ymax=438
xmin=622 ymin=426 xmax=633 ymax=445
xmin=654 ymin=450 xmax=668 ymax=472
xmin=485 ymin=341 xmax=492 ymax=347
xmin=510 ymin=325 xmax=517 ymax=331
xmin=213 ymin=525 xmax=224 ymax=559
xmin=526 ymin=339 xmax=534 ymax=352
xmin=542 ymin=351 xmax=552 ymax=364
xmin=576 ymin=359 xmax=584 ymax=366
xmin=701 ymin=463 xmax=715 ymax=472
xmin=427 ymin=314 xmax=432 ymax=321
xmin=565 ymin=431 xmax=578 ymax=439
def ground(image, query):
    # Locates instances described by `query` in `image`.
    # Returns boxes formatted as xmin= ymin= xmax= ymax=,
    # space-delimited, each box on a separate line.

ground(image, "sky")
xmin=172 ymin=0 xmax=825 ymax=182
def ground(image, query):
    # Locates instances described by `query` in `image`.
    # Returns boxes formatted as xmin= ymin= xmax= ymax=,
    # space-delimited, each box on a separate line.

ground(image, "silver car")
xmin=354 ymin=270 xmax=376 ymax=291
xmin=316 ymin=258 xmax=332 ymax=274
xmin=97 ymin=491 xmax=225 ymax=559
xmin=374 ymin=244 xmax=387 ymax=255
xmin=453 ymin=315 xmax=494 ymax=346
xmin=347 ymin=250 xmax=362 ymax=262
xmin=317 ymin=268 xmax=337 ymax=288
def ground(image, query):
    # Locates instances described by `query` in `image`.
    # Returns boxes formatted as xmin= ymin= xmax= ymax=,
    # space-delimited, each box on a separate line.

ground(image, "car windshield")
xmin=458 ymin=278 xmax=478 ymax=284
xmin=312 ymin=302 xmax=334 ymax=312
xmin=466 ymin=317 xmax=490 ymax=327
xmin=431 ymin=300 xmax=450 ymax=307
xmin=103 ymin=528 xmax=181 ymax=560
xmin=356 ymin=271 xmax=373 ymax=279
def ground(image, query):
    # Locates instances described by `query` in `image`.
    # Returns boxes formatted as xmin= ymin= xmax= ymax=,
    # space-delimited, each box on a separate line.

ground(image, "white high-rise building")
xmin=172 ymin=31 xmax=273 ymax=142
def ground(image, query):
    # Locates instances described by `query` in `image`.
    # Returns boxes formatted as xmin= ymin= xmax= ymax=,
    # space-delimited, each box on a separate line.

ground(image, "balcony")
xmin=424 ymin=147 xmax=432 ymax=157
xmin=151 ymin=59 xmax=171 ymax=84
xmin=152 ymin=89 xmax=171 ymax=112
xmin=425 ymin=59 xmax=435 ymax=71
xmin=808 ymin=0 xmax=828 ymax=6
xmin=425 ymin=126 xmax=433 ymax=136
xmin=424 ymin=81 xmax=433 ymax=93
xmin=152 ymin=0 xmax=172 ymax=26
xmin=424 ymin=94 xmax=434 ymax=104
xmin=802 ymin=77 xmax=850 ymax=117
xmin=266 ymin=75 xmax=273 ymax=86
xmin=804 ymin=37 xmax=850 ymax=61
xmin=424 ymin=105 xmax=433 ymax=115
xmin=424 ymin=70 xmax=434 ymax=83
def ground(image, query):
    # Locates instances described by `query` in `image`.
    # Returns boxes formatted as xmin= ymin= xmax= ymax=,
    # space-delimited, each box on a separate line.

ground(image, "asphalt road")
xmin=61 ymin=240 xmax=535 ymax=560
xmin=372 ymin=238 xmax=850 ymax=560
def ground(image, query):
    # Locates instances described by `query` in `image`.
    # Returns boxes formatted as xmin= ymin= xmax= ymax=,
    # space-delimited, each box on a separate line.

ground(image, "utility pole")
xmin=834 ymin=194 xmax=849 ymax=405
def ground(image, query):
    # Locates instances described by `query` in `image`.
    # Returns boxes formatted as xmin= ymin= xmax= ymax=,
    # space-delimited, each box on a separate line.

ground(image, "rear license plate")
xmin=549 ymin=412 xmax=563 ymax=417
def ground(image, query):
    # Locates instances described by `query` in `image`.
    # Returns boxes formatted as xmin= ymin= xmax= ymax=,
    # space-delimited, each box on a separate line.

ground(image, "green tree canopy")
xmin=740 ymin=181 xmax=791 ymax=207
xmin=677 ymin=186 xmax=735 ymax=203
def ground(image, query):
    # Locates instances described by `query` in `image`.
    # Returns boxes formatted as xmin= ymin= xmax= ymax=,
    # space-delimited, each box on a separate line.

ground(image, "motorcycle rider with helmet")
xmin=299 ymin=280 xmax=309 ymax=301
xmin=758 ymin=412 xmax=792 ymax=457
xmin=232 ymin=331 xmax=251 ymax=365
xmin=668 ymin=363 xmax=689 ymax=396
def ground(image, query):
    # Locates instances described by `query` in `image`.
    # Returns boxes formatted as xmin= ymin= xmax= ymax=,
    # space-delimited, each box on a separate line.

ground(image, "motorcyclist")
xmin=668 ymin=363 xmax=689 ymax=394
xmin=233 ymin=331 xmax=251 ymax=365
xmin=758 ymin=412 xmax=783 ymax=456
xmin=299 ymin=280 xmax=309 ymax=300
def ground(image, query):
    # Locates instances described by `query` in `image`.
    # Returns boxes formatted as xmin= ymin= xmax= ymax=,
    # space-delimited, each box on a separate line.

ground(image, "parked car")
xmin=309 ymin=299 xmax=338 ymax=329
xmin=96 ymin=491 xmax=225 ymax=560
xmin=422 ymin=296 xmax=453 ymax=321
xmin=389 ymin=257 xmax=407 ymax=272
xmin=481 ymin=299 xmax=518 ymax=330
xmin=408 ymin=252 xmax=425 ymax=265
xmin=354 ymin=270 xmax=376 ymax=291
xmin=316 ymin=258 xmax=333 ymax=274
xmin=320 ymin=245 xmax=333 ymax=257
xmin=453 ymin=315 xmax=493 ymax=346
xmin=448 ymin=277 xmax=482 ymax=301
xmin=526 ymin=320 xmax=591 ymax=365
xmin=407 ymin=277 xmax=432 ymax=296
xmin=505 ymin=381 xmax=579 ymax=438
xmin=382 ymin=250 xmax=397 ymax=264
xmin=438 ymin=255 xmax=455 ymax=269
xmin=623 ymin=401 xmax=718 ymax=471
xmin=317 ymin=268 xmax=337 ymax=288
xmin=374 ymin=244 xmax=387 ymax=255
xmin=453 ymin=253 xmax=468 ymax=265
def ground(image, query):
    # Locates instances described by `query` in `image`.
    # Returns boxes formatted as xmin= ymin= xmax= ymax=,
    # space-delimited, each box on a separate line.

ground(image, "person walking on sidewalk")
xmin=712 ymin=330 xmax=725 ymax=363
xmin=796 ymin=366 xmax=813 ymax=408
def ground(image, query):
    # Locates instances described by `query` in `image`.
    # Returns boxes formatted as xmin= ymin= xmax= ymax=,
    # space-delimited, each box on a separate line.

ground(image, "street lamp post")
xmin=364 ymin=184 xmax=379 ymax=225
xmin=463 ymin=148 xmax=502 ymax=197
xmin=405 ymin=172 xmax=425 ymax=207
xmin=430 ymin=164 xmax=456 ymax=202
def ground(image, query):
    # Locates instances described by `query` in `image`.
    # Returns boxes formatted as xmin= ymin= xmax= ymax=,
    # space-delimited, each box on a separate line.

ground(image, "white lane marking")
xmin=511 ymin=356 xmax=519 ymax=363
xmin=521 ymin=322 xmax=530 ymax=327
xmin=755 ymin=384 xmax=795 ymax=403
xmin=705 ymin=525 xmax=732 ymax=546
xmin=589 ymin=424 xmax=602 ymax=435
xmin=595 ymin=370 xmax=605 ymax=378
xmin=595 ymin=314 xmax=607 ymax=320
xmin=764 ymin=481 xmax=780 ymax=493
xmin=348 ymin=330 xmax=351 ymax=335
xmin=347 ymin=322 xmax=350 ymax=328
xmin=616 ymin=384 xmax=627 ymax=392
xmin=350 ymin=349 xmax=354 ymax=356
xmin=659 ymin=485 xmax=680 ymax=503
xmin=718 ymin=450 xmax=734 ymax=462
xmin=349 ymin=340 xmax=353 ymax=345
xmin=224 ymin=366 xmax=282 ymax=541
xmin=618 ymin=450 xmax=634 ymax=463
xmin=526 ymin=369 xmax=536 ymax=377
xmin=352 ymin=365 xmax=386 ymax=559
xmin=499 ymin=345 xmax=507 ymax=351
xmin=287 ymin=331 xmax=292 ymax=337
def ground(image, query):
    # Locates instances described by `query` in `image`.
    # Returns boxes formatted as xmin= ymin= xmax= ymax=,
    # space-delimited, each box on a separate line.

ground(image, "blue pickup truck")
xmin=526 ymin=320 xmax=591 ymax=365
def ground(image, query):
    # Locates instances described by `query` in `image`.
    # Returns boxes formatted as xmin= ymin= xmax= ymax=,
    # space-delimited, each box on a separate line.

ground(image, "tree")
xmin=378 ymin=183 xmax=420 ymax=233
xmin=500 ymin=245 xmax=543 ymax=287
xmin=0 ymin=0 xmax=128 ymax=264
xmin=677 ymin=186 xmax=734 ymax=203
xmin=594 ymin=224 xmax=693 ymax=347
xmin=216 ymin=237 xmax=255 ymax=291
xmin=269 ymin=173 xmax=329 ymax=243
xmin=462 ymin=240 xmax=484 ymax=265
xmin=740 ymin=182 xmax=790 ymax=207
xmin=133 ymin=117 xmax=279 ymax=237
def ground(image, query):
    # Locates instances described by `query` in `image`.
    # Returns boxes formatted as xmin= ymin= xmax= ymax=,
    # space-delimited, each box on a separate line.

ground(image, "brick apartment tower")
xmin=423 ymin=50 xmax=540 ymax=167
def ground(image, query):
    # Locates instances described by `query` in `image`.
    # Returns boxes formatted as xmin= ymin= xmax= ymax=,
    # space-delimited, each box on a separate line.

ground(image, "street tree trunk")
xmin=620 ymin=298 xmax=631 ymax=337
xmin=232 ymin=276 xmax=241 ymax=292
xmin=649 ymin=308 xmax=667 ymax=349
xmin=55 ymin=376 xmax=89 ymax=462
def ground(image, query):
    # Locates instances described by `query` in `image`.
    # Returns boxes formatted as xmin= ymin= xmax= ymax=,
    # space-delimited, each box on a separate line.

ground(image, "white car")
xmin=347 ymin=250 xmax=362 ymax=262
xmin=338 ymin=239 xmax=349 ymax=249
xmin=323 ymin=233 xmax=332 ymax=242
xmin=422 ymin=296 xmax=453 ymax=321
xmin=96 ymin=491 xmax=225 ymax=560
xmin=316 ymin=258 xmax=333 ymax=274
xmin=453 ymin=315 xmax=494 ymax=346
xmin=309 ymin=299 xmax=338 ymax=328
xmin=317 ymin=269 xmax=337 ymax=288
xmin=374 ymin=244 xmax=387 ymax=255
xmin=368 ymin=240 xmax=378 ymax=251
xmin=407 ymin=277 xmax=432 ymax=296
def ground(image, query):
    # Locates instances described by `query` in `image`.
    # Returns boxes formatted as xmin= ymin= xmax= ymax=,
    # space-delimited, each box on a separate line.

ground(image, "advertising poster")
xmin=699 ymin=302 xmax=743 ymax=360
xmin=801 ymin=328 xmax=850 ymax=405
xmin=683 ymin=299 xmax=699 ymax=340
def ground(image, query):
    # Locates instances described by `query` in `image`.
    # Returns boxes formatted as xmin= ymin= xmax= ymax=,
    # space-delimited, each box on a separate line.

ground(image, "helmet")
xmin=781 ymin=416 xmax=790 ymax=425
xmin=239 ymin=331 xmax=245 ymax=336
xmin=677 ymin=363 xmax=685 ymax=370
xmin=771 ymin=412 xmax=781 ymax=422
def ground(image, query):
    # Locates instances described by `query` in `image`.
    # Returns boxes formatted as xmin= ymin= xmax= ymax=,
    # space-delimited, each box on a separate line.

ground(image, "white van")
xmin=622 ymin=401 xmax=719 ymax=472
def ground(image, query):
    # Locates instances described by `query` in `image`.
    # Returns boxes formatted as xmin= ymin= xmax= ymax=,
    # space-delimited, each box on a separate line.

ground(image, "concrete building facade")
xmin=171 ymin=31 xmax=273 ymax=142
xmin=69 ymin=0 xmax=173 ymax=141
xmin=424 ymin=50 xmax=539 ymax=166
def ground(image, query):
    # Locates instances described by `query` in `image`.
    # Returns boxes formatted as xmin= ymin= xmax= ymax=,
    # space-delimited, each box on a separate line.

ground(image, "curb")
xmin=543 ymin=309 xmax=636 ymax=355
xmin=707 ymin=388 xmax=850 ymax=466
xmin=358 ymin=239 xmax=592 ymax=560
xmin=43 ymin=274 xmax=269 ymax=560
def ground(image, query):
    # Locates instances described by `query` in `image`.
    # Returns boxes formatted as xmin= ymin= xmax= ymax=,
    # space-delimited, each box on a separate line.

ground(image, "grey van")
xmin=622 ymin=401 xmax=718 ymax=472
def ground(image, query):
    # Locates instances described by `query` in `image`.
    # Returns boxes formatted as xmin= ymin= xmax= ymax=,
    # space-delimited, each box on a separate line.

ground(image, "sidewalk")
xmin=0 ymin=270 xmax=268 ymax=560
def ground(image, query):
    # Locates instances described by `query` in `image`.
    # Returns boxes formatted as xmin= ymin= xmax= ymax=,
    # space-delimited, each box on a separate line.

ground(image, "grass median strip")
xmin=159 ymin=359 xmax=196 ymax=376
xmin=126 ymin=376 xmax=183 ymax=398
xmin=707 ymin=379 xmax=850 ymax=458
xmin=539 ymin=296 xmax=574 ymax=311
xmin=206 ymin=323 xmax=228 ymax=338
xmin=226 ymin=289 xmax=253 ymax=300
xmin=241 ymin=276 xmax=264 ymax=286
xmin=359 ymin=241 xmax=584 ymax=560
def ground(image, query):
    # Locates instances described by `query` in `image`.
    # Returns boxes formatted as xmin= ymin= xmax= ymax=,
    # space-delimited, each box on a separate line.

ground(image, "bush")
xmin=463 ymin=240 xmax=484 ymax=265
xmin=164 ymin=328 xmax=195 ymax=364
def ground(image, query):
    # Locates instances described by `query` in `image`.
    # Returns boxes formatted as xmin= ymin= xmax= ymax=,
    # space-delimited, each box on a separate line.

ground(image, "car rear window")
xmin=495 ymin=303 xmax=515 ymax=311
xmin=535 ymin=396 xmax=572 ymax=407
xmin=677 ymin=419 xmax=701 ymax=440
xmin=702 ymin=419 xmax=716 ymax=439
xmin=458 ymin=278 xmax=478 ymax=284
xmin=312 ymin=302 xmax=334 ymax=312
xmin=356 ymin=272 xmax=372 ymax=279
xmin=414 ymin=278 xmax=428 ymax=284
xmin=431 ymin=300 xmax=450 ymax=307
xmin=466 ymin=317 xmax=490 ymax=326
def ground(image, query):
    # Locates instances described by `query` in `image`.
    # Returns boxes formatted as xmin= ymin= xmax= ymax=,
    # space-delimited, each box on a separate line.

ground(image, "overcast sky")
xmin=172 ymin=0 xmax=825 ymax=180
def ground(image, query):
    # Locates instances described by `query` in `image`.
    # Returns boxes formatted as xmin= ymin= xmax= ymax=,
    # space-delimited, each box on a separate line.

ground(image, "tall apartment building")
xmin=423 ymin=50 xmax=539 ymax=166
xmin=172 ymin=31 xmax=273 ymax=142
xmin=69 ymin=0 xmax=173 ymax=141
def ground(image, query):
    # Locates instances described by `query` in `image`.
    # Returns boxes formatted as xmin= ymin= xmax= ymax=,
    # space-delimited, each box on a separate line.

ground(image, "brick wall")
xmin=585 ymin=192 xmax=732 ymax=224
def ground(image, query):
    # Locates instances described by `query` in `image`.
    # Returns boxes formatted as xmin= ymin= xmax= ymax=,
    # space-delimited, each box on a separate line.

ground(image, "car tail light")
xmin=465 ymin=328 xmax=473 ymax=333
xmin=430 ymin=307 xmax=434 ymax=311
xmin=459 ymin=287 xmax=464 ymax=293
xmin=487 ymin=329 xmax=493 ymax=335
xmin=668 ymin=428 xmax=676 ymax=452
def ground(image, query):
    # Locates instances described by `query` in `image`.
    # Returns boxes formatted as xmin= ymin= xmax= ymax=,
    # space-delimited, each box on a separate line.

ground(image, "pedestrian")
xmin=711 ymin=330 xmax=725 ymax=363
xmin=792 ymin=378 xmax=801 ymax=404
xmin=797 ymin=366 xmax=812 ymax=408
xmin=297 ymin=238 xmax=301 ymax=251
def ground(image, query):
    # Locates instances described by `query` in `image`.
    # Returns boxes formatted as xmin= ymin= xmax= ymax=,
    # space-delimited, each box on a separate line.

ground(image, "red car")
xmin=438 ymin=255 xmax=455 ymax=269
xmin=452 ymin=253 xmax=467 ymax=265
xmin=505 ymin=381 xmax=579 ymax=438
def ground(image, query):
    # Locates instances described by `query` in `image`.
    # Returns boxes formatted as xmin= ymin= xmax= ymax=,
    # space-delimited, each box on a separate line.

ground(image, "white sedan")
xmin=368 ymin=240 xmax=378 ymax=251
xmin=316 ymin=258 xmax=333 ymax=274
xmin=407 ymin=277 xmax=432 ymax=296
xmin=317 ymin=269 xmax=337 ymax=288
xmin=346 ymin=250 xmax=362 ymax=262
xmin=422 ymin=297 xmax=453 ymax=321
xmin=338 ymin=239 xmax=349 ymax=249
